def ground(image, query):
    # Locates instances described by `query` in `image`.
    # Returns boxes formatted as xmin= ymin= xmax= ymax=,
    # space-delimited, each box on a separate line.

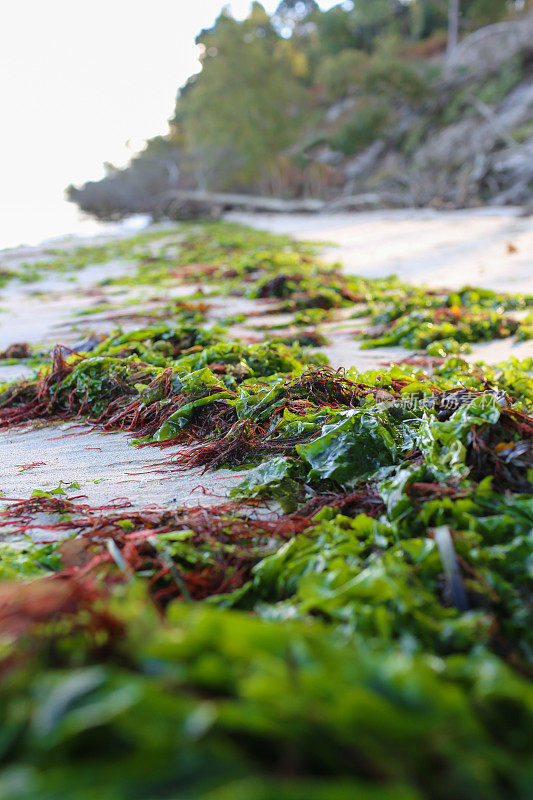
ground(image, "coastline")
xmin=0 ymin=207 xmax=531 ymax=510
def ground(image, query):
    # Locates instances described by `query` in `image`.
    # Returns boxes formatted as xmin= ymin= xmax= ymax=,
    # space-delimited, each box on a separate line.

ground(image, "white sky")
xmin=0 ymin=1 xmax=338 ymax=246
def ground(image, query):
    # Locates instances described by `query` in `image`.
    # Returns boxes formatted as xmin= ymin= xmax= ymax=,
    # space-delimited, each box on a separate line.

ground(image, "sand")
xmin=229 ymin=207 xmax=533 ymax=293
xmin=0 ymin=207 xmax=531 ymax=516
xmin=1 ymin=423 xmax=242 ymax=526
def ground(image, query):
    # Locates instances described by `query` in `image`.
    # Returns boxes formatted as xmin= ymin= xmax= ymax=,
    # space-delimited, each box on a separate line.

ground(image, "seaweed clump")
xmin=0 ymin=223 xmax=532 ymax=800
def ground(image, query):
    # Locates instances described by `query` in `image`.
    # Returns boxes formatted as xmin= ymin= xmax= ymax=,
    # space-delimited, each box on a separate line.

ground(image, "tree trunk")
xmin=447 ymin=0 xmax=460 ymax=58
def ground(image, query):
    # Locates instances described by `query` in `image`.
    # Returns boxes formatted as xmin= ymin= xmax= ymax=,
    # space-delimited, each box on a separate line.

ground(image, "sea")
xmin=0 ymin=196 xmax=150 ymax=253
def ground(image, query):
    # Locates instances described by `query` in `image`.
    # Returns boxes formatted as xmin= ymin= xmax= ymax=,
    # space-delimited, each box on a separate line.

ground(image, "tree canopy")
xmin=168 ymin=0 xmax=523 ymax=192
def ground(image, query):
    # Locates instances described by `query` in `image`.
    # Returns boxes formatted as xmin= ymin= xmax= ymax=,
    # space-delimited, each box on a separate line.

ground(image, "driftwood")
xmin=155 ymin=189 xmax=325 ymax=218
xmin=156 ymin=189 xmax=410 ymax=219
xmin=325 ymin=191 xmax=409 ymax=211
xmin=69 ymin=184 xmax=328 ymax=221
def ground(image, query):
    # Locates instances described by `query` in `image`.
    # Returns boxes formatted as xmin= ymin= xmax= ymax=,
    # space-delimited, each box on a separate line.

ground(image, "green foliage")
xmin=462 ymin=0 xmax=522 ymax=25
xmin=314 ymin=1 xmax=415 ymax=56
xmin=476 ymin=56 xmax=524 ymax=106
xmin=177 ymin=6 xmax=306 ymax=189
xmin=361 ymin=52 xmax=433 ymax=103
xmin=316 ymin=43 xmax=432 ymax=107
xmin=315 ymin=48 xmax=369 ymax=100
xmin=328 ymin=100 xmax=391 ymax=155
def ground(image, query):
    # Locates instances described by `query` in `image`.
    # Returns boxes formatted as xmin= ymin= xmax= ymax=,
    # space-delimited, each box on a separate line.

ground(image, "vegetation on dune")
xmin=0 ymin=223 xmax=532 ymax=799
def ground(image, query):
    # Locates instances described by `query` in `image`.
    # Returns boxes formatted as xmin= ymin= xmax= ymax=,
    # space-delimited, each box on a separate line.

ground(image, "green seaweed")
xmin=0 ymin=221 xmax=532 ymax=800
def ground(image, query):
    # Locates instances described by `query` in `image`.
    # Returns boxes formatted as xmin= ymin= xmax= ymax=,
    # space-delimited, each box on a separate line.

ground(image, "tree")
xmin=273 ymin=0 xmax=319 ymax=32
xmin=447 ymin=0 xmax=460 ymax=56
xmin=447 ymin=0 xmax=523 ymax=55
xmin=176 ymin=4 xmax=307 ymax=191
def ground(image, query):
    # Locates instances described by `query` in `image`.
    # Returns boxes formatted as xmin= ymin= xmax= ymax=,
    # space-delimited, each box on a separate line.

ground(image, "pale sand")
xmin=0 ymin=424 xmax=242 ymax=534
xmin=229 ymin=207 xmax=533 ymax=293
xmin=0 ymin=208 xmax=531 ymax=514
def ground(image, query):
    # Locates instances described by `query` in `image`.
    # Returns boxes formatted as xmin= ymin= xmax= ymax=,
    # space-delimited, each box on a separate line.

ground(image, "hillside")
xmin=68 ymin=1 xmax=533 ymax=218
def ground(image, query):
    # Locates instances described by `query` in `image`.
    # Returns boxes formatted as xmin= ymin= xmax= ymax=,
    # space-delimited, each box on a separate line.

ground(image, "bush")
xmin=477 ymin=56 xmax=523 ymax=105
xmin=362 ymin=55 xmax=433 ymax=103
xmin=328 ymin=100 xmax=391 ymax=155
xmin=316 ymin=45 xmax=433 ymax=107
xmin=315 ymin=48 xmax=370 ymax=101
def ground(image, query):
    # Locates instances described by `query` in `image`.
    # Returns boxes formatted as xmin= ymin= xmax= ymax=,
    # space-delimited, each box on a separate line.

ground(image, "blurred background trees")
xmin=174 ymin=2 xmax=307 ymax=191
xmin=68 ymin=0 xmax=533 ymax=214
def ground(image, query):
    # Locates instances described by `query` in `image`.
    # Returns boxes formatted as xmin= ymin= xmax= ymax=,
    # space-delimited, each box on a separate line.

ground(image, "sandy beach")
xmin=230 ymin=207 xmax=533 ymax=293
xmin=0 ymin=207 xmax=531 ymax=513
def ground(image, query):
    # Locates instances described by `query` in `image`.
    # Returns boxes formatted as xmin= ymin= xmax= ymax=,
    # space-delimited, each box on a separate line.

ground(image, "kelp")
xmin=0 ymin=475 xmax=531 ymax=797
xmin=385 ymin=355 xmax=533 ymax=414
xmin=0 ymin=495 xmax=309 ymax=612
xmin=1 ymin=362 xmax=531 ymax=662
xmin=356 ymin=284 xmax=532 ymax=352
xmin=230 ymin=480 xmax=532 ymax=664
xmin=88 ymin=321 xmax=220 ymax=367
xmin=125 ymin=224 xmax=531 ymax=354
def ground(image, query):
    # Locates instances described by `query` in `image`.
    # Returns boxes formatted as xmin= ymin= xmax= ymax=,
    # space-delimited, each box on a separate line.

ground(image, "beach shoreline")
xmin=0 ymin=207 xmax=531 ymax=512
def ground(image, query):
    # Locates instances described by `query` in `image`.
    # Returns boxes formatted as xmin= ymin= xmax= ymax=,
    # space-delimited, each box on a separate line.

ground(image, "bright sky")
xmin=0 ymin=1 xmax=338 ymax=247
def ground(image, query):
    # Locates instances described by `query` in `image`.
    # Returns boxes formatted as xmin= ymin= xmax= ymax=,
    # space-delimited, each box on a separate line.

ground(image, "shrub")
xmin=315 ymin=48 xmax=370 ymax=101
xmin=362 ymin=55 xmax=433 ymax=103
xmin=328 ymin=100 xmax=391 ymax=155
